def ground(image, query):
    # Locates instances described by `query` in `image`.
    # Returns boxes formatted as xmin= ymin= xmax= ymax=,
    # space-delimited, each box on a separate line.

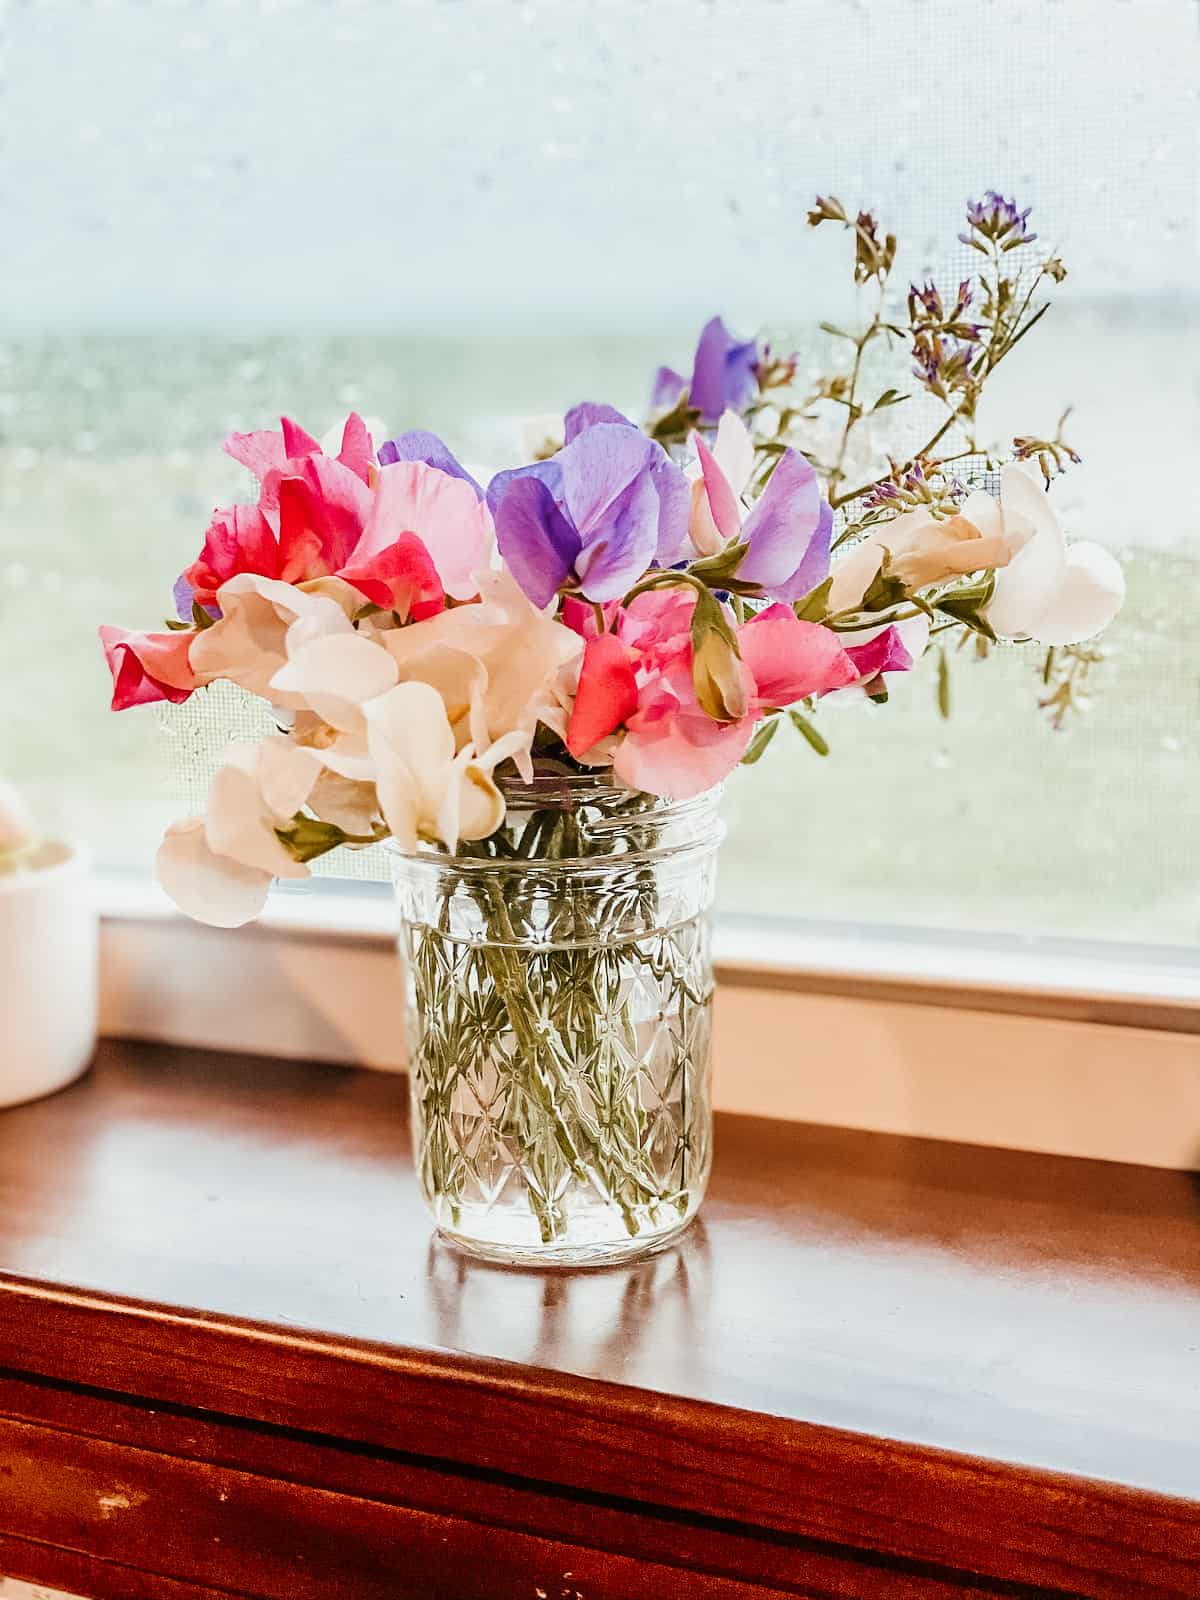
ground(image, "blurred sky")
xmin=5 ymin=0 xmax=1197 ymax=332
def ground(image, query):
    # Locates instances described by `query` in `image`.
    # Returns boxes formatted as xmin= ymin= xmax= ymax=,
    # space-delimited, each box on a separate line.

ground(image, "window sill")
xmin=0 ymin=1040 xmax=1194 ymax=1597
xmin=97 ymin=872 xmax=1200 ymax=1171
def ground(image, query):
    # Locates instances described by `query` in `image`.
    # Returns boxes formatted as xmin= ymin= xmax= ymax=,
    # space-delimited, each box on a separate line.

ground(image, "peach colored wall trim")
xmin=100 ymin=916 xmax=1200 ymax=1172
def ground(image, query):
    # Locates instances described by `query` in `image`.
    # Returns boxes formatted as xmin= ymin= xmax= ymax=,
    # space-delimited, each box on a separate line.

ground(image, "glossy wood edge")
xmin=0 ymin=1384 xmax=1032 ymax=1600
xmin=0 ymin=1275 xmax=1194 ymax=1598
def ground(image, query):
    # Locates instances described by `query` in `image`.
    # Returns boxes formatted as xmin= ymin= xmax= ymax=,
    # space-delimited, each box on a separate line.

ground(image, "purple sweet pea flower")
xmin=488 ymin=423 xmax=690 ymax=606
xmin=650 ymin=365 xmax=687 ymax=410
xmin=563 ymin=402 xmax=633 ymax=442
xmin=736 ymin=449 xmax=833 ymax=602
xmin=648 ymin=317 xmax=759 ymax=423
xmin=377 ymin=430 xmax=483 ymax=498
xmin=690 ymin=316 xmax=759 ymax=424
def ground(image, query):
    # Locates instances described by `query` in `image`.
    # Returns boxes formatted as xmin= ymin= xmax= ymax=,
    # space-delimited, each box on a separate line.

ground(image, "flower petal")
xmin=336 ymin=412 xmax=375 ymax=484
xmin=691 ymin=430 xmax=743 ymax=547
xmin=491 ymin=468 xmax=580 ymax=609
xmin=566 ymin=633 xmax=640 ymax=756
xmin=713 ymin=410 xmax=756 ymax=496
xmin=357 ymin=459 xmax=493 ymax=601
xmin=737 ymin=604 xmax=858 ymax=708
xmin=689 ymin=316 xmax=758 ymax=424
xmin=156 ymin=817 xmax=275 ymax=929
xmin=563 ymin=402 xmax=634 ymax=442
xmin=376 ymin=430 xmax=483 ymax=498
xmin=271 ymin=633 xmax=398 ymax=733
xmin=738 ymin=448 xmax=828 ymax=596
xmin=337 ymin=532 xmax=445 ymax=621
xmin=1024 ymin=541 xmax=1126 ymax=646
xmin=650 ymin=365 xmax=686 ymax=410
xmin=223 ymin=428 xmax=288 ymax=482
xmin=99 ymin=626 xmax=197 ymax=711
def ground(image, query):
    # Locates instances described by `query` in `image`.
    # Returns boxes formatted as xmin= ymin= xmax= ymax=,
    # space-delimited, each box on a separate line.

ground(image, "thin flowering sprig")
xmin=793 ymin=192 xmax=1073 ymax=514
xmin=1013 ymin=407 xmax=1083 ymax=487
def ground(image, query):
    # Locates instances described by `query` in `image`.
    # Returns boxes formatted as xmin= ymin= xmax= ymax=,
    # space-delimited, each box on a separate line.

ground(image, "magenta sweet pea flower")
xmin=487 ymin=423 xmax=689 ymax=607
xmin=651 ymin=316 xmax=759 ymax=424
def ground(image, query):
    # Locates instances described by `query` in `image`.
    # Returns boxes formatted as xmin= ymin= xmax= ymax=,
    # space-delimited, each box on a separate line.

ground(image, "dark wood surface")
xmin=0 ymin=1039 xmax=1195 ymax=1599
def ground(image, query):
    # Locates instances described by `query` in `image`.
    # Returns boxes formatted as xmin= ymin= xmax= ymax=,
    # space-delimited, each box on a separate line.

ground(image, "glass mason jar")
xmin=391 ymin=774 xmax=723 ymax=1267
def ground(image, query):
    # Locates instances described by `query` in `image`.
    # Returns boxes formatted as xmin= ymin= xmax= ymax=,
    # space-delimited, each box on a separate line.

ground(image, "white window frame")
xmin=97 ymin=872 xmax=1200 ymax=1172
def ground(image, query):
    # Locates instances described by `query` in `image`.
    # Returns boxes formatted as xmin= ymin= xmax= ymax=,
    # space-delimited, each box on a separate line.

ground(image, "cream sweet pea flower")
xmin=377 ymin=568 xmax=582 ymax=774
xmin=155 ymin=738 xmax=314 ymax=927
xmin=829 ymin=466 xmax=1124 ymax=647
xmin=365 ymin=681 xmax=529 ymax=852
xmin=189 ymin=574 xmax=359 ymax=702
xmin=828 ymin=493 xmax=1013 ymax=612
xmin=985 ymin=465 xmax=1125 ymax=645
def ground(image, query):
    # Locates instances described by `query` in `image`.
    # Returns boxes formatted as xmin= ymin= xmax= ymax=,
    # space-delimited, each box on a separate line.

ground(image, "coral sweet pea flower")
xmin=99 ymin=627 xmax=198 ymax=711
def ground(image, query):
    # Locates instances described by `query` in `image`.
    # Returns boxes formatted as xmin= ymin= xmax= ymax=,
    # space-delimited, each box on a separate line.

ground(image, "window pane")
xmin=4 ymin=0 xmax=1196 ymax=944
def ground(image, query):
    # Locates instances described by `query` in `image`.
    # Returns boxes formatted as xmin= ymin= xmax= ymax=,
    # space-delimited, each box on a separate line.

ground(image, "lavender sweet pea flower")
xmin=647 ymin=317 xmax=759 ymax=423
xmin=377 ymin=430 xmax=483 ymax=497
xmin=737 ymin=449 xmax=834 ymax=602
xmin=488 ymin=423 xmax=689 ymax=606
xmin=650 ymin=365 xmax=686 ymax=410
xmin=689 ymin=316 xmax=759 ymax=424
xmin=563 ymin=402 xmax=633 ymax=442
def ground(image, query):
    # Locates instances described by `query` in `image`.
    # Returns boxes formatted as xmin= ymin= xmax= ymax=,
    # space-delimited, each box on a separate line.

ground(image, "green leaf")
xmin=860 ymin=554 xmax=910 ymax=614
xmin=934 ymin=569 xmax=997 ymax=641
xmin=163 ymin=617 xmax=191 ymax=632
xmin=648 ymin=393 xmax=701 ymax=443
xmin=690 ymin=538 xmax=751 ymax=586
xmin=871 ymin=388 xmax=910 ymax=411
xmin=793 ymin=576 xmax=833 ymax=623
xmin=819 ymin=321 xmax=855 ymax=341
xmin=936 ymin=645 xmax=951 ymax=719
xmin=740 ymin=718 xmax=779 ymax=766
xmin=788 ymin=708 xmax=830 ymax=757
xmin=191 ymin=600 xmax=217 ymax=632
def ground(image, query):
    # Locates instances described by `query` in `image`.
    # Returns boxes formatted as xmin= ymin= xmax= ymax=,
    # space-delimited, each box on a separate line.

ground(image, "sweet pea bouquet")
xmin=102 ymin=193 xmax=1125 ymax=928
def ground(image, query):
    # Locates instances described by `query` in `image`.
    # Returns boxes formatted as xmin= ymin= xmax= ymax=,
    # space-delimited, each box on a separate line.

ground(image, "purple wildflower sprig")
xmin=828 ymin=194 xmax=1072 ymax=510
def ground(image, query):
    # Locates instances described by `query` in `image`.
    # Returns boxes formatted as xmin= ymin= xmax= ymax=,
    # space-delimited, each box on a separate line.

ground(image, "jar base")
xmin=433 ymin=1210 xmax=700 ymax=1270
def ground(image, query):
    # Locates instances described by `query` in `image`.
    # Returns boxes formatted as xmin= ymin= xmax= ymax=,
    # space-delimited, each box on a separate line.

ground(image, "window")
xmin=5 ymin=0 xmax=1196 ymax=946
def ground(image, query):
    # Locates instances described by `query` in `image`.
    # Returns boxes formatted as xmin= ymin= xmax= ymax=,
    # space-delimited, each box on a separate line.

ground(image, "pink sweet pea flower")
xmin=182 ymin=503 xmax=280 ymax=613
xmin=99 ymin=627 xmax=198 ymax=711
xmin=567 ymin=591 xmax=858 ymax=799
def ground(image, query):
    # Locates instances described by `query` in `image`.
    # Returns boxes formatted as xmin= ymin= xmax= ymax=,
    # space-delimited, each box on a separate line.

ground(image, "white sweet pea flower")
xmin=365 ymin=681 xmax=528 ymax=852
xmin=189 ymin=574 xmax=357 ymax=702
xmin=155 ymin=738 xmax=314 ymax=927
xmin=985 ymin=465 xmax=1125 ymax=645
xmin=270 ymin=631 xmax=399 ymax=734
xmin=688 ymin=410 xmax=755 ymax=556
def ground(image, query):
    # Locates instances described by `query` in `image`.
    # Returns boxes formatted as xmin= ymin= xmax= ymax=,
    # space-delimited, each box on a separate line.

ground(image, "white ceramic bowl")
xmin=0 ymin=840 xmax=98 ymax=1106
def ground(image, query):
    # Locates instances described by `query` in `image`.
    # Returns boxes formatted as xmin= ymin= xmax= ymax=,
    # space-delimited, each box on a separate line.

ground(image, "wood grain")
xmin=0 ymin=1040 xmax=1194 ymax=1598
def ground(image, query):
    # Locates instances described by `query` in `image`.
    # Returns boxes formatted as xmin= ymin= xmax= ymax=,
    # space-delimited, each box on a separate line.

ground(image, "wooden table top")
xmin=0 ymin=1038 xmax=1196 ymax=1597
